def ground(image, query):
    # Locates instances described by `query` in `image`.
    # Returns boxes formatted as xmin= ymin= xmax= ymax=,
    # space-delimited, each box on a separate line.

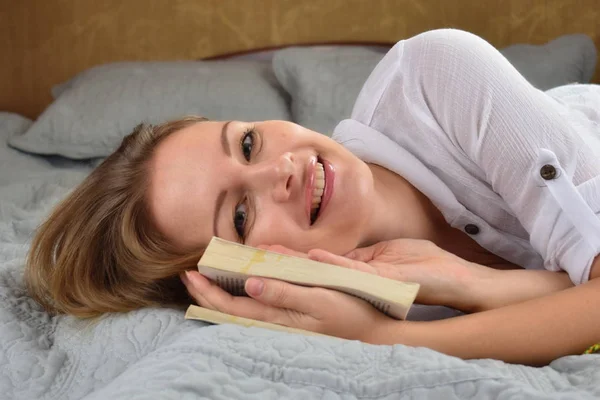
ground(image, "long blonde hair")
xmin=25 ymin=116 xmax=208 ymax=318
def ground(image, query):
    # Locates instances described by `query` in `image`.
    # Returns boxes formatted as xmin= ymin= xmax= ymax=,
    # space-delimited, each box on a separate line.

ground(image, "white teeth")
xmin=311 ymin=162 xmax=326 ymax=212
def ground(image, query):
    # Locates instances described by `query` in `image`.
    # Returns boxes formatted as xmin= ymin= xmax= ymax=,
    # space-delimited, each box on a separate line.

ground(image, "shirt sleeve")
xmin=393 ymin=29 xmax=600 ymax=284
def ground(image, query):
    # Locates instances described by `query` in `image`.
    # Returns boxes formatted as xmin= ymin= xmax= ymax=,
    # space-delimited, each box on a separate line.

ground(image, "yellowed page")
xmin=185 ymin=305 xmax=328 ymax=337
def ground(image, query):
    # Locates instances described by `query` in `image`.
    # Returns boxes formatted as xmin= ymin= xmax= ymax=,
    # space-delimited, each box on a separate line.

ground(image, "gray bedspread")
xmin=1 ymin=115 xmax=599 ymax=399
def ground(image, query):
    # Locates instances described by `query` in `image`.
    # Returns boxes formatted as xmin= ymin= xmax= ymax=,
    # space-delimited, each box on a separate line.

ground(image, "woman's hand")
xmin=306 ymin=239 xmax=491 ymax=313
xmin=301 ymin=239 xmax=573 ymax=313
xmin=181 ymin=270 xmax=398 ymax=343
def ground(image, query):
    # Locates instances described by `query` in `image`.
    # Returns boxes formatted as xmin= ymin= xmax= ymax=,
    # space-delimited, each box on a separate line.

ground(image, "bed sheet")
xmin=1 ymin=117 xmax=600 ymax=399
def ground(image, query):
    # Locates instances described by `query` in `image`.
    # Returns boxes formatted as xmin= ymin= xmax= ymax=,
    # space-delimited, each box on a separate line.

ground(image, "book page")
xmin=185 ymin=305 xmax=327 ymax=337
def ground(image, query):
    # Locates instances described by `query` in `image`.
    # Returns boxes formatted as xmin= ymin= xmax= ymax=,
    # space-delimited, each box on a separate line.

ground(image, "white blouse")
xmin=333 ymin=29 xmax=600 ymax=291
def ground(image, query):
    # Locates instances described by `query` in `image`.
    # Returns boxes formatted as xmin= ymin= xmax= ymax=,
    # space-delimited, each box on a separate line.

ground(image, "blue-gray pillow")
xmin=273 ymin=34 xmax=597 ymax=135
xmin=9 ymin=61 xmax=292 ymax=159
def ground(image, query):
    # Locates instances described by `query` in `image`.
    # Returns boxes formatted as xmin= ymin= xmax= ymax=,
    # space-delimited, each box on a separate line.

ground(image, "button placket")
xmin=534 ymin=150 xmax=600 ymax=248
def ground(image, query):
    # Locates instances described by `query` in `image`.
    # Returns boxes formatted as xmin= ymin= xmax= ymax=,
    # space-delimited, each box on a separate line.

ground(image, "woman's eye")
xmin=241 ymin=131 xmax=254 ymax=161
xmin=233 ymin=202 xmax=247 ymax=239
xmin=241 ymin=130 xmax=254 ymax=161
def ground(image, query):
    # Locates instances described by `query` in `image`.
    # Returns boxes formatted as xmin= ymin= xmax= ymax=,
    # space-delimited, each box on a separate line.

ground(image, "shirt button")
xmin=464 ymin=224 xmax=480 ymax=235
xmin=540 ymin=164 xmax=557 ymax=180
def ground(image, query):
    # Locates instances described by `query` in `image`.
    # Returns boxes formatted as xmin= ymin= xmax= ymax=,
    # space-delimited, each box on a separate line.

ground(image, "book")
xmin=185 ymin=305 xmax=327 ymax=337
xmin=185 ymin=237 xmax=420 ymax=332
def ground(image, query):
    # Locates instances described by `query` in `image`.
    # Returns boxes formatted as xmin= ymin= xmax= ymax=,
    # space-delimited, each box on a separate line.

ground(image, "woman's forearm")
xmin=472 ymin=269 xmax=574 ymax=313
xmin=375 ymin=272 xmax=600 ymax=365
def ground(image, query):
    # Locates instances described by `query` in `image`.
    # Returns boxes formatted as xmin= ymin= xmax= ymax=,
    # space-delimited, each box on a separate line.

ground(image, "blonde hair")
xmin=25 ymin=116 xmax=208 ymax=318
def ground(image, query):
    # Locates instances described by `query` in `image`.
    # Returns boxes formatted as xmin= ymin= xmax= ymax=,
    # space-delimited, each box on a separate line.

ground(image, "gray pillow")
xmin=0 ymin=112 xmax=52 ymax=186
xmin=0 ymin=112 xmax=32 ymax=139
xmin=273 ymin=34 xmax=597 ymax=135
xmin=9 ymin=61 xmax=292 ymax=159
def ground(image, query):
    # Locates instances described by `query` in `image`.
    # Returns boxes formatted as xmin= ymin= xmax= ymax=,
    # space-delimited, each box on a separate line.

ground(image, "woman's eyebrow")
xmin=214 ymin=121 xmax=234 ymax=238
xmin=221 ymin=120 xmax=232 ymax=157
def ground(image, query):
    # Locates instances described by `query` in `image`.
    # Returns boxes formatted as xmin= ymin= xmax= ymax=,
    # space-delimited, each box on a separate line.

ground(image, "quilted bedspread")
xmin=1 ymin=114 xmax=600 ymax=399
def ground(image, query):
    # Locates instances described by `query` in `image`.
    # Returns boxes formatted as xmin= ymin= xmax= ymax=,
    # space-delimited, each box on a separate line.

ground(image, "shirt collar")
xmin=333 ymin=119 xmax=464 ymax=223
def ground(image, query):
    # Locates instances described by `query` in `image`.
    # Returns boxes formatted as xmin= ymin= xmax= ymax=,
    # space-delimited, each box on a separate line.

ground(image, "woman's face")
xmin=148 ymin=120 xmax=377 ymax=255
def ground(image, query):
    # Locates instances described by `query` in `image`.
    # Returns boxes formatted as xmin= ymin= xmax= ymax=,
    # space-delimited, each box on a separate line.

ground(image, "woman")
xmin=25 ymin=29 xmax=600 ymax=365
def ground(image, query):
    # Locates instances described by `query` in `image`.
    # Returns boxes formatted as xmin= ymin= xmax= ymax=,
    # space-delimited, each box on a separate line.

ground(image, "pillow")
xmin=9 ymin=61 xmax=292 ymax=159
xmin=500 ymin=34 xmax=597 ymax=89
xmin=0 ymin=112 xmax=52 ymax=185
xmin=273 ymin=46 xmax=384 ymax=136
xmin=273 ymin=34 xmax=597 ymax=135
xmin=0 ymin=112 xmax=32 ymax=139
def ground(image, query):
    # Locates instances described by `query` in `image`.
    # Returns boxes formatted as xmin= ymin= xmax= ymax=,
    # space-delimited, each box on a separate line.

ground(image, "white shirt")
xmin=333 ymin=30 xmax=600 ymax=299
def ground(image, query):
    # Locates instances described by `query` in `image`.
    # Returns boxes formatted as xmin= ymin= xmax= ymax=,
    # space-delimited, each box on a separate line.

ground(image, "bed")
xmin=2 ymin=1 xmax=600 ymax=399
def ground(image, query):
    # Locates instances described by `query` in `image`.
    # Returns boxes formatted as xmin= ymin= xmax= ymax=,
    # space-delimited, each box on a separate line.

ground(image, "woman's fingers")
xmin=308 ymin=249 xmax=377 ymax=275
xmin=308 ymin=249 xmax=353 ymax=267
xmin=343 ymin=244 xmax=380 ymax=262
xmin=245 ymin=277 xmax=319 ymax=315
xmin=182 ymin=271 xmax=283 ymax=322
xmin=181 ymin=271 xmax=319 ymax=326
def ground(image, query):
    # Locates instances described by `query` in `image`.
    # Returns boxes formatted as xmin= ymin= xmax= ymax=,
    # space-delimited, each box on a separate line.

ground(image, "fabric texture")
xmin=8 ymin=61 xmax=292 ymax=159
xmin=333 ymin=29 xmax=600 ymax=297
xmin=276 ymin=34 xmax=597 ymax=135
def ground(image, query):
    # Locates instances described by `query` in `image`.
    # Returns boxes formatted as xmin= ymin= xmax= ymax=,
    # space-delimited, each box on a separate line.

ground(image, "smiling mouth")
xmin=310 ymin=159 xmax=325 ymax=225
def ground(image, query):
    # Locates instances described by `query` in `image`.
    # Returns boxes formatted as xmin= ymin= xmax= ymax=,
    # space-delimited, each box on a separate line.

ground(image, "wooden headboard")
xmin=2 ymin=0 xmax=599 ymax=119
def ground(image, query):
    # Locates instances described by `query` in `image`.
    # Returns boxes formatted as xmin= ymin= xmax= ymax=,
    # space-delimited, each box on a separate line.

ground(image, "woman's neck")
xmin=363 ymin=163 xmax=519 ymax=269
xmin=362 ymin=163 xmax=449 ymax=246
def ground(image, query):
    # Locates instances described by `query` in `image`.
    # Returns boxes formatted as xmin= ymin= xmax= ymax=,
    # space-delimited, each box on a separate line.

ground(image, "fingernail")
xmin=186 ymin=271 xmax=207 ymax=291
xmin=309 ymin=251 xmax=326 ymax=263
xmin=245 ymin=278 xmax=264 ymax=296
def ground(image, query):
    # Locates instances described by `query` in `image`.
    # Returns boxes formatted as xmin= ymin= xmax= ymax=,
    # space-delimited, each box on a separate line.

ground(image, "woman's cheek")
xmin=247 ymin=218 xmax=293 ymax=248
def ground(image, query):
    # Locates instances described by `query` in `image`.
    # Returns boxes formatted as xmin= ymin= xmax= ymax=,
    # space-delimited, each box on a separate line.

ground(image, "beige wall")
xmin=1 ymin=0 xmax=599 ymax=118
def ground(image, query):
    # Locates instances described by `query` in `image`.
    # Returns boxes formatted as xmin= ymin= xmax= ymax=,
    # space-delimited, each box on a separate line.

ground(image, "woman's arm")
xmin=373 ymin=257 xmax=600 ymax=366
xmin=473 ymin=269 xmax=573 ymax=312
xmin=182 ymin=254 xmax=597 ymax=366
xmin=183 ymin=258 xmax=596 ymax=366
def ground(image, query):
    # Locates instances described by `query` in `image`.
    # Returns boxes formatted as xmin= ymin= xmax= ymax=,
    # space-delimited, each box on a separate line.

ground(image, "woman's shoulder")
xmin=349 ymin=29 xmax=489 ymax=126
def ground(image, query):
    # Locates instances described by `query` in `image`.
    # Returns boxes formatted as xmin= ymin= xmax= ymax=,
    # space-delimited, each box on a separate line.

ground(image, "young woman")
xmin=26 ymin=29 xmax=600 ymax=366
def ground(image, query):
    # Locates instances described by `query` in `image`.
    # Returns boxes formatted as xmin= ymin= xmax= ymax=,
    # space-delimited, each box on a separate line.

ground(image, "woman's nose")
xmin=249 ymin=152 xmax=294 ymax=202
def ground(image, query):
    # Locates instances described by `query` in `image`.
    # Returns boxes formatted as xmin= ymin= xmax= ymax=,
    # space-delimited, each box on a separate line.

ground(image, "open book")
xmin=185 ymin=237 xmax=419 ymax=333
